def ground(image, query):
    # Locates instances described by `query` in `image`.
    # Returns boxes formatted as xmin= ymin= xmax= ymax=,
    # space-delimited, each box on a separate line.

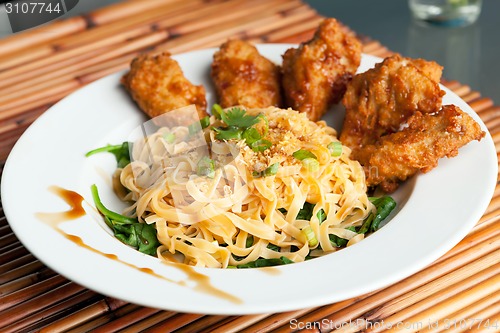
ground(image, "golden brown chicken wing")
xmin=363 ymin=105 xmax=485 ymax=192
xmin=281 ymin=18 xmax=361 ymax=121
xmin=340 ymin=54 xmax=445 ymax=157
xmin=122 ymin=52 xmax=207 ymax=120
xmin=211 ymin=39 xmax=282 ymax=108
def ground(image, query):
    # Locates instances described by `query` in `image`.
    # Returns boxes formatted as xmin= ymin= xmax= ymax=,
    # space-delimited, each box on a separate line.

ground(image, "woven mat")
xmin=0 ymin=0 xmax=499 ymax=332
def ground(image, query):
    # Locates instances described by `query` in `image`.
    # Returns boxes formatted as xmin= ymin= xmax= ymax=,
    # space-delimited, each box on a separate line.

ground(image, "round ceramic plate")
xmin=1 ymin=44 xmax=497 ymax=315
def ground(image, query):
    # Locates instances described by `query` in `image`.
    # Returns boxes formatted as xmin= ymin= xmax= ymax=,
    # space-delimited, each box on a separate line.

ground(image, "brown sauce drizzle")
xmin=36 ymin=186 xmax=243 ymax=304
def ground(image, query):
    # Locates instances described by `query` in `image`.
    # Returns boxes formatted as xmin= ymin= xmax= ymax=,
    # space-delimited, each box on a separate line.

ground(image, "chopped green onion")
xmin=302 ymin=226 xmax=318 ymax=247
xmin=163 ymin=132 xmax=176 ymax=143
xmin=293 ymin=149 xmax=317 ymax=161
xmin=212 ymin=104 xmax=223 ymax=120
xmin=328 ymin=141 xmax=343 ymax=157
xmin=302 ymin=158 xmax=319 ymax=172
xmin=264 ymin=163 xmax=279 ymax=176
xmin=253 ymin=163 xmax=279 ymax=178
xmin=250 ymin=139 xmax=272 ymax=152
xmin=196 ymin=156 xmax=215 ymax=178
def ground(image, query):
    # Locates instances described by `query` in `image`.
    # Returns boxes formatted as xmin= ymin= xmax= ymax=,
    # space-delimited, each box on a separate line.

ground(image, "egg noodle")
xmin=117 ymin=106 xmax=374 ymax=268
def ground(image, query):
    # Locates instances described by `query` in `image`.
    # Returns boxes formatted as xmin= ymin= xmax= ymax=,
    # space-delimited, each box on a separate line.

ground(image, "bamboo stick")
xmin=0 ymin=253 xmax=36 ymax=275
xmin=262 ymin=18 xmax=323 ymax=42
xmin=164 ymin=0 xmax=300 ymax=36
xmin=0 ymin=244 xmax=29 ymax=266
xmin=0 ymin=241 xmax=22 ymax=255
xmin=425 ymin=220 xmax=500 ymax=266
xmin=364 ymin=261 xmax=500 ymax=328
xmin=0 ymin=267 xmax=56 ymax=296
xmin=441 ymin=80 xmax=461 ymax=90
xmin=451 ymin=84 xmax=471 ymax=97
xmin=0 ymin=30 xmax=168 ymax=92
xmin=0 ymin=233 xmax=18 ymax=249
xmin=469 ymin=98 xmax=494 ymax=112
xmin=0 ymin=224 xmax=11 ymax=237
xmin=0 ymin=17 xmax=87 ymax=58
xmin=240 ymin=307 xmax=318 ymax=333
xmin=0 ymin=25 xmax=153 ymax=85
xmin=202 ymin=314 xmax=271 ymax=333
xmin=0 ymin=261 xmax=45 ymax=285
xmin=477 ymin=106 xmax=500 ymax=123
xmin=0 ymin=274 xmax=67 ymax=311
xmin=467 ymin=307 xmax=500 ymax=333
xmin=155 ymin=6 xmax=314 ymax=55
xmin=174 ymin=315 xmax=230 ymax=333
xmin=88 ymin=306 xmax=161 ymax=333
xmin=118 ymin=311 xmax=177 ymax=333
xmin=147 ymin=313 xmax=205 ymax=333
xmin=422 ymin=293 xmax=500 ymax=333
xmin=0 ymin=282 xmax=86 ymax=330
xmin=273 ymin=233 xmax=500 ymax=333
xmin=3 ymin=290 xmax=99 ymax=333
xmin=379 ymin=274 xmax=500 ymax=333
xmin=0 ymin=0 xmax=206 ymax=72
xmin=87 ymin=0 xmax=187 ymax=26
xmin=462 ymin=91 xmax=482 ymax=103
xmin=38 ymin=297 xmax=128 ymax=332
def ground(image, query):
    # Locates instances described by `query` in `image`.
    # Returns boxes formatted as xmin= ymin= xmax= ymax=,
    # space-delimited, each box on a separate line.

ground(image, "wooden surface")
xmin=0 ymin=0 xmax=499 ymax=332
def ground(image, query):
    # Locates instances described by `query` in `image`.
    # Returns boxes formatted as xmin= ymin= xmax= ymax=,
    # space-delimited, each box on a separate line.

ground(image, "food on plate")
xmin=360 ymin=105 xmax=485 ymax=192
xmin=340 ymin=54 xmax=445 ymax=159
xmin=88 ymin=106 xmax=396 ymax=268
xmin=211 ymin=39 xmax=282 ymax=108
xmin=281 ymin=18 xmax=362 ymax=121
xmin=121 ymin=52 xmax=208 ymax=119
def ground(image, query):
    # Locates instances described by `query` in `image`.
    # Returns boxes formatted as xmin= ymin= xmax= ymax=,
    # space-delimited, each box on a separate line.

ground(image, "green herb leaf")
xmin=86 ymin=142 xmax=130 ymax=168
xmin=213 ymin=126 xmax=243 ymax=141
xmin=236 ymin=256 xmax=294 ymax=268
xmin=267 ymin=243 xmax=281 ymax=252
xmin=196 ymin=156 xmax=215 ymax=178
xmin=329 ymin=234 xmax=348 ymax=248
xmin=293 ymin=149 xmax=317 ymax=160
xmin=221 ymin=107 xmax=261 ymax=128
xmin=370 ymin=196 xmax=396 ymax=231
xmin=90 ymin=184 xmax=160 ymax=256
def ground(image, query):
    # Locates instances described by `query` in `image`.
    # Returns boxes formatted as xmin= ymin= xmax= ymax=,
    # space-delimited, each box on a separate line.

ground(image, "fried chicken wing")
xmin=363 ymin=105 xmax=485 ymax=192
xmin=211 ymin=39 xmax=282 ymax=108
xmin=340 ymin=54 xmax=445 ymax=156
xmin=281 ymin=18 xmax=361 ymax=121
xmin=122 ymin=52 xmax=207 ymax=120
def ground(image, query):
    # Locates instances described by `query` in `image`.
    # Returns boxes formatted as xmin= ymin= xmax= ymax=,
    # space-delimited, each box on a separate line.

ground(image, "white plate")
xmin=1 ymin=44 xmax=497 ymax=315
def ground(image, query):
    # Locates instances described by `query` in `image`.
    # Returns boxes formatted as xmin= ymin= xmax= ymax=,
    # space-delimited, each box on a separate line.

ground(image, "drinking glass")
xmin=408 ymin=0 xmax=482 ymax=27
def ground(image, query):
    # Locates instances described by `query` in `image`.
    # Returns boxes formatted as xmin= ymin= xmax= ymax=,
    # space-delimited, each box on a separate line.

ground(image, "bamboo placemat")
xmin=0 ymin=0 xmax=499 ymax=332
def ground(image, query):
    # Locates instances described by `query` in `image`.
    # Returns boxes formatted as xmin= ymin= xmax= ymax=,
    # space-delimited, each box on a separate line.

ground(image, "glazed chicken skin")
xmin=211 ymin=39 xmax=282 ymax=108
xmin=122 ymin=52 xmax=208 ymax=120
xmin=281 ymin=18 xmax=361 ymax=121
xmin=340 ymin=54 xmax=445 ymax=158
xmin=362 ymin=105 xmax=485 ymax=192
